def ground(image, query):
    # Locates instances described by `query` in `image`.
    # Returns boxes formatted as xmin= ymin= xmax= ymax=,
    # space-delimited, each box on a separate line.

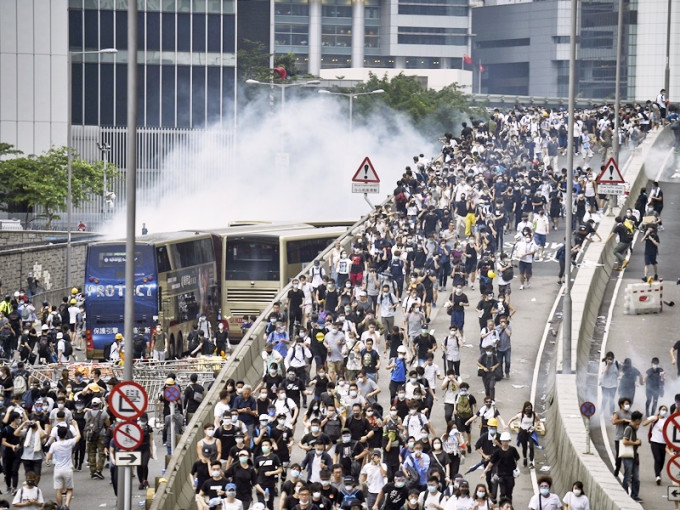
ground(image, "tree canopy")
xmin=0 ymin=144 xmax=118 ymax=228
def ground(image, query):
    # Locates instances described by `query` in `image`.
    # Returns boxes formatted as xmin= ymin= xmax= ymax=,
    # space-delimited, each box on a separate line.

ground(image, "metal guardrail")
xmin=150 ymin=197 xmax=393 ymax=510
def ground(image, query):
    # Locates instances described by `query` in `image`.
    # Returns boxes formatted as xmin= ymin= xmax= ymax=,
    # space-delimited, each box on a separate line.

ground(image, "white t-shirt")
xmin=48 ymin=438 xmax=78 ymax=469
xmin=360 ymin=461 xmax=387 ymax=493
xmin=562 ymin=492 xmax=590 ymax=510
xmin=423 ymin=363 xmax=441 ymax=389
xmin=528 ymin=493 xmax=562 ymax=510
xmin=534 ymin=215 xmax=550 ymax=235
xmin=222 ymin=499 xmax=244 ymax=510
xmin=12 ymin=484 xmax=44 ymax=509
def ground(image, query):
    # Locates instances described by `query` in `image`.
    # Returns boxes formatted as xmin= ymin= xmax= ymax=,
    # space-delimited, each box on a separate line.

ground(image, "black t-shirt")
xmin=452 ymin=292 xmax=468 ymax=312
xmin=284 ymin=378 xmax=305 ymax=405
xmin=336 ymin=440 xmax=364 ymax=472
xmin=200 ymin=476 xmax=227 ymax=499
xmin=191 ymin=460 xmax=211 ymax=494
xmin=320 ymin=485 xmax=340 ymax=506
xmin=347 ymin=416 xmax=369 ymax=440
xmin=261 ymin=374 xmax=284 ymax=398
xmin=214 ymin=426 xmax=237 ymax=460
xmin=225 ymin=463 xmax=257 ymax=501
xmin=476 ymin=299 xmax=496 ymax=322
xmin=489 ymin=447 xmax=520 ymax=476
xmin=254 ymin=453 xmax=282 ymax=487
xmin=382 ymin=483 xmax=409 ymax=510
xmin=614 ymin=222 xmax=634 ymax=243
xmin=360 ymin=349 xmax=380 ymax=373
xmin=413 ymin=334 xmax=435 ymax=359
xmin=288 ymin=289 xmax=304 ymax=310
xmin=300 ymin=431 xmax=331 ymax=448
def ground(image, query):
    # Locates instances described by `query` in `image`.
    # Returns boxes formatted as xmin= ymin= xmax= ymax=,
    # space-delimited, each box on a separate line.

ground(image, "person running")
xmin=46 ymin=421 xmax=81 ymax=510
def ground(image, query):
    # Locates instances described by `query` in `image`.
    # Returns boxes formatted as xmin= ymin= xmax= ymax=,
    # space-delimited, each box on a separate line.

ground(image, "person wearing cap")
xmin=359 ymin=449 xmax=387 ymax=509
xmin=46 ymin=416 xmax=81 ymax=510
xmin=224 ymin=449 xmax=256 ymax=508
xmin=339 ymin=475 xmax=365 ymax=509
xmin=373 ymin=470 xmax=408 ymax=510
xmin=301 ymin=440 xmax=332 ymax=483
xmin=196 ymin=460 xmax=228 ymax=510
xmin=483 ymin=431 xmax=520 ymax=503
xmin=261 ymin=342 xmax=284 ymax=377
xmin=221 ymin=482 xmax=243 ymax=510
xmin=82 ymin=396 xmax=109 ymax=480
xmin=67 ymin=299 xmax=79 ymax=333
xmin=109 ymin=333 xmax=123 ymax=362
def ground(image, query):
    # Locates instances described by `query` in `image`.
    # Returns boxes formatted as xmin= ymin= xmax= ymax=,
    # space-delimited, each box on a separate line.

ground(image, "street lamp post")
xmin=97 ymin=141 xmax=111 ymax=223
xmin=317 ymin=89 xmax=385 ymax=133
xmin=66 ymin=47 xmax=117 ymax=288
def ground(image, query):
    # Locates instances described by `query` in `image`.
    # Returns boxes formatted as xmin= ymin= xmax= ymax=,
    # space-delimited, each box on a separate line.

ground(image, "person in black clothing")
xmin=381 ymin=422 xmax=404 ymax=479
xmin=284 ymin=367 xmax=306 ymax=409
xmin=3 ymin=411 xmax=23 ymax=493
xmin=412 ymin=329 xmax=437 ymax=366
xmin=336 ymin=429 xmax=367 ymax=477
xmin=72 ymin=399 xmax=87 ymax=471
xmin=606 ymin=216 xmax=635 ymax=270
xmin=254 ymin=438 xmax=283 ymax=510
xmin=214 ymin=416 xmax=239 ymax=464
xmin=484 ymin=432 xmax=520 ymax=502
xmin=135 ymin=413 xmax=154 ymax=490
xmin=291 ymin=485 xmax=321 ymax=510
xmin=319 ymin=470 xmax=340 ymax=506
xmin=215 ymin=323 xmax=230 ymax=356
xmin=197 ymin=461 xmax=228 ymax=509
xmin=225 ymin=450 xmax=257 ymax=509
xmin=287 ymin=280 xmax=305 ymax=336
xmin=184 ymin=374 xmax=205 ymax=423
xmin=374 ymin=471 xmax=409 ymax=510
xmin=310 ymin=482 xmax=334 ymax=510
xmin=475 ymin=426 xmax=500 ymax=500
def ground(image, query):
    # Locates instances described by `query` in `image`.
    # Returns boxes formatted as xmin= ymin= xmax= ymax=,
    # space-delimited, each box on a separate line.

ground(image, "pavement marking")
xmin=529 ymin=280 xmax=565 ymax=493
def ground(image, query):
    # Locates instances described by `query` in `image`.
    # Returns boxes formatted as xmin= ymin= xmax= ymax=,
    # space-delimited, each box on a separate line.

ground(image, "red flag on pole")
xmin=463 ymin=54 xmax=472 ymax=65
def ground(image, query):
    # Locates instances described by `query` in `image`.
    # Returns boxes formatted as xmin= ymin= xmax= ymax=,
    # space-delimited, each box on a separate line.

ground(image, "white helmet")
xmin=500 ymin=432 xmax=512 ymax=442
xmin=397 ymin=345 xmax=408 ymax=354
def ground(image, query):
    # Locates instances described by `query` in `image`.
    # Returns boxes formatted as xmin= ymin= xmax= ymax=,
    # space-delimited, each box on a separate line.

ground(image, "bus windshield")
xmin=225 ymin=237 xmax=279 ymax=281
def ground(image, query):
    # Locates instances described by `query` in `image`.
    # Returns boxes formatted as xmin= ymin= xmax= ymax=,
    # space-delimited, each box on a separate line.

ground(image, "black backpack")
xmin=63 ymin=339 xmax=73 ymax=358
xmin=103 ymin=342 xmax=113 ymax=360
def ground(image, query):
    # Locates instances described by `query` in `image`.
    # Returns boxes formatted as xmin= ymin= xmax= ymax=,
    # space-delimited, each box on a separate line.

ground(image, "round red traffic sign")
xmin=163 ymin=385 xmax=181 ymax=403
xmin=663 ymin=412 xmax=680 ymax=451
xmin=108 ymin=381 xmax=148 ymax=421
xmin=668 ymin=454 xmax=680 ymax=484
xmin=112 ymin=421 xmax=144 ymax=451
xmin=580 ymin=401 xmax=596 ymax=418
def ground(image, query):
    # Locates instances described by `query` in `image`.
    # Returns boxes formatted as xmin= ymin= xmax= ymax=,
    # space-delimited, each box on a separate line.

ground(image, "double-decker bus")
xmin=215 ymin=225 xmax=348 ymax=338
xmin=84 ymin=232 xmax=220 ymax=360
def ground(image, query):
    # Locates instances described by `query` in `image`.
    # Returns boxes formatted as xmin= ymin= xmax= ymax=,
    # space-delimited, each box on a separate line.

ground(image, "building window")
xmin=69 ymin=9 xmax=83 ymax=48
xmin=207 ymin=14 xmax=221 ymax=52
xmin=176 ymin=66 xmax=191 ymax=127
xmin=223 ymin=14 xmax=235 ymax=52
xmin=192 ymin=66 xmax=206 ymax=127
xmin=177 ymin=13 xmax=191 ymax=51
xmin=147 ymin=11 xmax=161 ymax=50
xmin=161 ymin=65 xmax=175 ymax=127
xmin=162 ymin=12 xmax=176 ymax=51
xmin=146 ymin=65 xmax=161 ymax=126
xmin=476 ymin=38 xmax=530 ymax=49
xmin=552 ymin=36 xmax=570 ymax=44
xmin=100 ymin=63 xmax=115 ymax=126
xmin=192 ymin=13 xmax=206 ymax=51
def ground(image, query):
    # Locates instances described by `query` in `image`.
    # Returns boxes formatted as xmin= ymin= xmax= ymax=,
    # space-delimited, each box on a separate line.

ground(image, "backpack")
xmin=395 ymin=192 xmax=407 ymax=205
xmin=13 ymin=373 xmax=27 ymax=396
xmin=21 ymin=306 xmax=31 ymax=321
xmin=84 ymin=410 xmax=106 ymax=442
xmin=501 ymin=265 xmax=514 ymax=281
xmin=63 ymin=338 xmax=73 ymax=358
xmin=103 ymin=342 xmax=113 ymax=360
xmin=190 ymin=384 xmax=204 ymax=403
xmin=323 ymin=415 xmax=342 ymax=442
xmin=133 ymin=335 xmax=146 ymax=352
xmin=51 ymin=312 xmax=62 ymax=327
xmin=56 ymin=422 xmax=74 ymax=439
xmin=456 ymin=394 xmax=473 ymax=420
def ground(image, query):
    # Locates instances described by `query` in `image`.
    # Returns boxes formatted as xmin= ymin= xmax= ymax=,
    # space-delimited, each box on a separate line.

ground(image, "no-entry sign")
xmin=663 ymin=412 xmax=680 ymax=451
xmin=667 ymin=454 xmax=680 ymax=484
xmin=112 ymin=421 xmax=144 ymax=451
xmin=108 ymin=381 xmax=148 ymax=421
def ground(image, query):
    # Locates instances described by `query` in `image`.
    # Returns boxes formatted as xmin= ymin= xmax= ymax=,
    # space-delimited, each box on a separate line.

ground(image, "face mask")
xmin=293 ymin=284 xmax=299 ymax=289
xmin=390 ymin=410 xmax=398 ymax=418
xmin=278 ymin=394 xmax=286 ymax=400
xmin=321 ymin=480 xmax=331 ymax=487
xmin=410 ymin=377 xmax=417 ymax=384
xmin=318 ymin=372 xmax=326 ymax=378
xmin=540 ymin=488 xmax=550 ymax=496
xmin=366 ymin=411 xmax=374 ymax=417
xmin=236 ymin=437 xmax=244 ymax=444
xmin=227 ymin=491 xmax=236 ymax=497
xmin=35 ymin=407 xmax=42 ymax=412
xmin=291 ymin=469 xmax=300 ymax=478
xmin=395 ymin=480 xmax=405 ymax=488
xmin=239 ymin=456 xmax=248 ymax=463
xmin=398 ymin=353 xmax=405 ymax=359
xmin=460 ymin=389 xmax=468 ymax=395
xmin=573 ymin=489 xmax=582 ymax=497
xmin=652 ymin=364 xmax=659 ymax=369
xmin=660 ymin=409 xmax=668 ymax=417
xmin=409 ymin=409 xmax=417 ymax=415
xmin=486 ymin=350 xmax=493 ymax=356
xmin=427 ymin=485 xmax=437 ymax=493
xmin=140 ymin=421 xmax=148 ymax=426
xmin=311 ymin=426 xmax=320 ymax=433
xmin=433 ymin=443 xmax=441 ymax=450
xmin=261 ymin=446 xmax=270 ymax=454
xmin=477 ymin=491 xmax=486 ymax=499
xmin=357 ymin=377 xmax=364 ymax=383
xmin=236 ymin=388 xmax=243 ymax=395
xmin=345 ymin=485 xmax=353 ymax=492
xmin=206 ymin=429 xmax=215 ymax=437
xmin=624 ymin=404 xmax=631 ymax=411
xmin=27 ymin=480 xmax=36 ymax=486
xmin=66 ymin=387 xmax=72 ymax=393
xmin=313 ymin=492 xmax=321 ymax=499
xmin=342 ymin=436 xmax=351 ymax=443
xmin=76 ymin=405 xmax=84 ymax=410
xmin=409 ymin=498 xmax=418 ymax=505
xmin=398 ymin=393 xmax=405 ymax=400
xmin=415 ymin=450 xmax=422 ymax=457
xmin=349 ymin=390 xmax=357 ymax=398
xmin=420 ymin=432 xmax=428 ymax=439
xmin=212 ymin=470 xmax=221 ymax=477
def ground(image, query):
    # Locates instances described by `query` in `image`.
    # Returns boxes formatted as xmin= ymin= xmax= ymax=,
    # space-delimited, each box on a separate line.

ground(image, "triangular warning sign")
xmin=596 ymin=157 xmax=625 ymax=184
xmin=351 ymin=157 xmax=380 ymax=183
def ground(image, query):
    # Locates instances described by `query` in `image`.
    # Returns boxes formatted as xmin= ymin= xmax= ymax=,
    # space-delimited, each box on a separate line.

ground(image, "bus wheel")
xmin=168 ymin=334 xmax=175 ymax=359
xmin=177 ymin=332 xmax=183 ymax=359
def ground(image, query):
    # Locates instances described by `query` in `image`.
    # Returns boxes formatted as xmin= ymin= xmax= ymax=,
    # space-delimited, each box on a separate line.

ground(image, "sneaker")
xmin=632 ymin=497 xmax=643 ymax=502
xmin=621 ymin=259 xmax=629 ymax=269
xmin=138 ymin=483 xmax=145 ymax=490
xmin=656 ymin=476 xmax=661 ymax=485
xmin=642 ymin=276 xmax=648 ymax=282
xmin=144 ymin=480 xmax=149 ymax=489
xmin=654 ymin=274 xmax=659 ymax=281
xmin=529 ymin=461 xmax=535 ymax=469
xmin=519 ymin=285 xmax=524 ymax=290
xmin=94 ymin=471 xmax=105 ymax=480
xmin=467 ymin=444 xmax=472 ymax=454
xmin=613 ymin=266 xmax=622 ymax=271
xmin=526 ymin=282 xmax=531 ymax=288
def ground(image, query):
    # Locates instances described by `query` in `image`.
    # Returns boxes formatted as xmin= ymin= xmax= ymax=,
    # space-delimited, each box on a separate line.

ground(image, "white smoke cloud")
xmin=103 ymin=93 xmax=437 ymax=237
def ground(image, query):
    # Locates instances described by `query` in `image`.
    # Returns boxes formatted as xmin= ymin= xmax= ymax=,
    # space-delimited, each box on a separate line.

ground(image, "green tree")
xmin=237 ymin=39 xmax=271 ymax=82
xmin=0 ymin=145 xmax=118 ymax=228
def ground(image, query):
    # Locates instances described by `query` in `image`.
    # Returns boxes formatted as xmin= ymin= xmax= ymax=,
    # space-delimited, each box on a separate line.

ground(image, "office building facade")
xmin=472 ymin=0 xmax=680 ymax=101
xmin=274 ymin=0 xmax=472 ymax=75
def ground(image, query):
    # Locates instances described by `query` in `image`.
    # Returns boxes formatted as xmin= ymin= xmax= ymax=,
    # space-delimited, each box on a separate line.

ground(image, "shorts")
xmin=498 ymin=283 xmax=511 ymax=296
xmin=349 ymin=272 xmax=363 ymax=286
xmin=456 ymin=415 xmax=471 ymax=433
xmin=328 ymin=360 xmax=344 ymax=377
xmin=534 ymin=233 xmax=546 ymax=247
xmin=644 ymin=253 xmax=658 ymax=266
xmin=54 ymin=468 xmax=74 ymax=490
xmin=450 ymin=310 xmax=465 ymax=330
xmin=518 ymin=261 xmax=533 ymax=277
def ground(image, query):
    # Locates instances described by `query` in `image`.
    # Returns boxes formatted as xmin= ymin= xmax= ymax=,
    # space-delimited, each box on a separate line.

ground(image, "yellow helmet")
xmin=487 ymin=270 xmax=497 ymax=279
xmin=487 ymin=417 xmax=498 ymax=427
xmin=115 ymin=333 xmax=123 ymax=340
xmin=71 ymin=287 xmax=78 ymax=295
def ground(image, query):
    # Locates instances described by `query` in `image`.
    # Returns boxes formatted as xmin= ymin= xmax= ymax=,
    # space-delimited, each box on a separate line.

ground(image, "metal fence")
xmin=36 ymin=125 xmax=234 ymax=231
